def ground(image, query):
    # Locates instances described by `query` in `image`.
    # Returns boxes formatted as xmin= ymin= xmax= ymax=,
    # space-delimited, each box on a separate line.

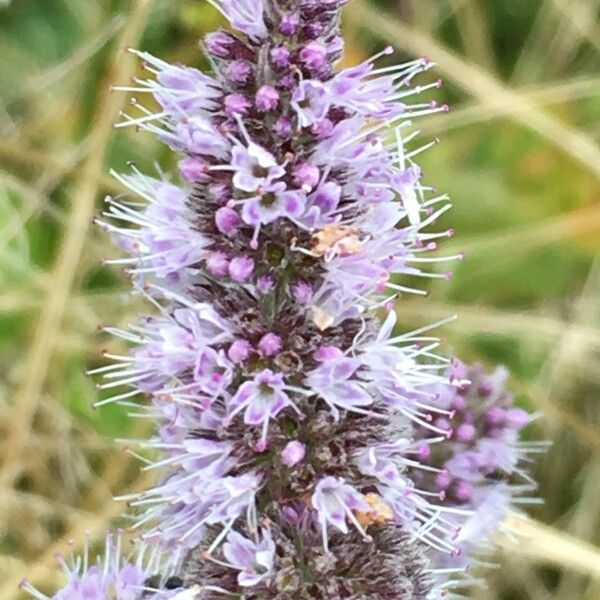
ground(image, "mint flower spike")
xmin=82 ymin=1 xmax=540 ymax=598
xmin=20 ymin=532 xmax=184 ymax=600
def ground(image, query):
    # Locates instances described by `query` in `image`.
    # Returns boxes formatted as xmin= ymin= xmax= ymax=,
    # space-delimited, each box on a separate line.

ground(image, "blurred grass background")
xmin=0 ymin=0 xmax=599 ymax=598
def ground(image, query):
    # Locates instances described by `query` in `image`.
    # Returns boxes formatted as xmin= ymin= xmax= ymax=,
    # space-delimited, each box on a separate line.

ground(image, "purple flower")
xmin=20 ymin=533 xmax=183 ymax=600
xmin=229 ymin=143 xmax=285 ymax=193
xmin=222 ymin=530 xmax=276 ymax=586
xmin=311 ymin=181 xmax=341 ymax=213
xmin=193 ymin=346 xmax=233 ymax=397
xmin=311 ymin=230 xmax=421 ymax=324
xmin=102 ymin=174 xmax=208 ymax=283
xmin=241 ymin=184 xmax=305 ymax=227
xmin=305 ymin=356 xmax=373 ymax=420
xmin=167 ymin=117 xmax=229 ymax=158
xmin=291 ymin=280 xmax=313 ymax=304
xmin=312 ymin=117 xmax=334 ymax=139
xmin=305 ymin=21 xmax=323 ymax=40
xmin=179 ymin=157 xmax=209 ymax=183
xmin=311 ymin=477 xmax=370 ymax=551
xmin=411 ymin=361 xmax=538 ymax=564
xmin=226 ymin=370 xmax=293 ymax=450
xmin=256 ymin=274 xmax=275 ymax=293
xmin=114 ymin=305 xmax=232 ymax=395
xmin=219 ymin=0 xmax=267 ymax=39
xmin=123 ymin=51 xmax=221 ymax=118
xmin=311 ymin=115 xmax=386 ymax=170
xmin=314 ymin=345 xmax=343 ymax=362
xmin=279 ymin=73 xmax=295 ymax=90
xmin=355 ymin=441 xmax=411 ymax=487
xmin=155 ymin=64 xmax=221 ymax=114
xmin=298 ymin=181 xmax=341 ymax=228
xmin=352 ymin=439 xmax=458 ymax=550
xmin=291 ymin=80 xmax=331 ymax=127
xmin=128 ymin=470 xmax=262 ymax=550
xmin=275 ymin=116 xmax=293 ymax=138
xmin=177 ymin=438 xmax=234 ymax=481
xmin=327 ymin=60 xmax=403 ymax=120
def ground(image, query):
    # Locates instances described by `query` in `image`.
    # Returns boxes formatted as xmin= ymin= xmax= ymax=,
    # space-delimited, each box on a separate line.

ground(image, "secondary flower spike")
xmin=413 ymin=361 xmax=541 ymax=568
xmin=33 ymin=1 xmax=545 ymax=599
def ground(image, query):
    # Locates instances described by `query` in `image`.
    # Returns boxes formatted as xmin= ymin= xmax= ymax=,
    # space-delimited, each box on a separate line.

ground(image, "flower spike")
xmin=23 ymin=2 xmax=543 ymax=599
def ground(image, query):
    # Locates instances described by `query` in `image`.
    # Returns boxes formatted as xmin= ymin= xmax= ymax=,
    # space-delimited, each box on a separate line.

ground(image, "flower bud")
xmin=224 ymin=93 xmax=251 ymax=116
xmin=299 ymin=41 xmax=328 ymax=71
xmin=205 ymin=251 xmax=229 ymax=277
xmin=258 ymin=333 xmax=282 ymax=357
xmin=215 ymin=207 xmax=242 ymax=235
xmin=255 ymin=85 xmax=279 ymax=112
xmin=228 ymin=339 xmax=252 ymax=363
xmin=279 ymin=12 xmax=300 ymax=36
xmin=281 ymin=441 xmax=307 ymax=467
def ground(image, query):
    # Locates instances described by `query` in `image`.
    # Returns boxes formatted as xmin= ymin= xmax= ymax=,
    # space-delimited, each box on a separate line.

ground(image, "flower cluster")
xmin=20 ymin=532 xmax=184 ymax=600
xmin=412 ymin=361 xmax=542 ymax=567
xmin=24 ymin=1 xmax=540 ymax=599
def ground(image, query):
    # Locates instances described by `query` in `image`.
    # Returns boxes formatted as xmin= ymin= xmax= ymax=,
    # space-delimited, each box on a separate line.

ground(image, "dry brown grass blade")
xmin=447 ymin=202 xmax=600 ymax=255
xmin=85 ymin=420 xmax=153 ymax=508
xmin=534 ymin=256 xmax=600 ymax=426
xmin=0 ymin=0 xmax=155 ymax=490
xmin=346 ymin=2 xmax=600 ymax=180
xmin=500 ymin=514 xmax=600 ymax=581
xmin=553 ymin=458 xmax=600 ymax=597
xmin=0 ymin=138 xmax=130 ymax=196
xmin=396 ymin=300 xmax=600 ymax=351
xmin=422 ymin=77 xmax=600 ymax=133
xmin=447 ymin=0 xmax=495 ymax=70
xmin=549 ymin=0 xmax=600 ymax=52
xmin=513 ymin=380 xmax=600 ymax=451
